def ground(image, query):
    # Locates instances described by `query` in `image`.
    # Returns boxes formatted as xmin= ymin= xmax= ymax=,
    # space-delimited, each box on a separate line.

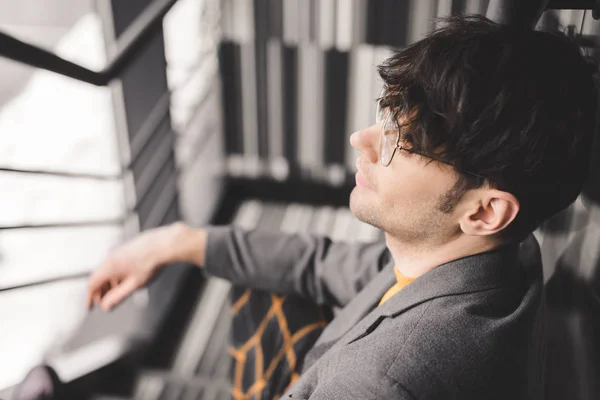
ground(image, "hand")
xmin=86 ymin=222 xmax=201 ymax=311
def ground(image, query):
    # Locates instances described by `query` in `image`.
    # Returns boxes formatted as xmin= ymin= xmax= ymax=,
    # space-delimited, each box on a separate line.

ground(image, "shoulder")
xmin=385 ymin=292 xmax=545 ymax=398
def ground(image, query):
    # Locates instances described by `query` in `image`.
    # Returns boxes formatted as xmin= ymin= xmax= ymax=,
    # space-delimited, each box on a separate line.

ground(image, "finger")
xmin=86 ymin=277 xmax=95 ymax=308
xmin=94 ymin=293 xmax=102 ymax=309
xmin=100 ymin=278 xmax=140 ymax=311
xmin=87 ymin=286 xmax=104 ymax=309
xmin=87 ymin=274 xmax=105 ymax=309
xmin=86 ymin=291 xmax=92 ymax=309
xmin=87 ymin=281 xmax=106 ymax=309
xmin=88 ymin=278 xmax=114 ymax=309
xmin=88 ymin=269 xmax=109 ymax=292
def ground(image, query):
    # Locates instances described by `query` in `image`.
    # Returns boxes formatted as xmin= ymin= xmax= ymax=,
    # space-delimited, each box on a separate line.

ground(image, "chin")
xmin=349 ymin=188 xmax=381 ymax=229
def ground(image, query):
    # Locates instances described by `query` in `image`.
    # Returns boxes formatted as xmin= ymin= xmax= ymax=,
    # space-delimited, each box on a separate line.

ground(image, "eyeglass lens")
xmin=378 ymin=105 xmax=399 ymax=166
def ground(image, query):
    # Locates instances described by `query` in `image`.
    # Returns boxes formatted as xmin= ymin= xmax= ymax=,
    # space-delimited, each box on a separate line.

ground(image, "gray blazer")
xmin=205 ymin=226 xmax=546 ymax=399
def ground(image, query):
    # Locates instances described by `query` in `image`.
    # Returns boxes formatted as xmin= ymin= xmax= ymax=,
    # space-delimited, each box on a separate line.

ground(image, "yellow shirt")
xmin=378 ymin=267 xmax=415 ymax=306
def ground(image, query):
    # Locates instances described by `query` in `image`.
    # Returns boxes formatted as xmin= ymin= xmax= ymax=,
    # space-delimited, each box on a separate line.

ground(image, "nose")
xmin=350 ymin=124 xmax=379 ymax=164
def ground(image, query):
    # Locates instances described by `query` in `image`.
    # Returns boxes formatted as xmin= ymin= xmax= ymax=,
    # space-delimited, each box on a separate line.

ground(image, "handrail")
xmin=0 ymin=219 xmax=125 ymax=231
xmin=0 ymin=167 xmax=120 ymax=181
xmin=0 ymin=0 xmax=178 ymax=86
xmin=0 ymin=272 xmax=90 ymax=293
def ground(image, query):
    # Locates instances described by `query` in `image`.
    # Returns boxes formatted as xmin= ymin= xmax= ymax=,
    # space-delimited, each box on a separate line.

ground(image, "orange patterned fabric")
xmin=229 ymin=287 xmax=330 ymax=400
xmin=378 ymin=267 xmax=415 ymax=306
xmin=228 ymin=267 xmax=412 ymax=399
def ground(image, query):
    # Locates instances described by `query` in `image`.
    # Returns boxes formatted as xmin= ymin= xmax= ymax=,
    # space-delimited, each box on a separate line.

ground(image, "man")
xmin=87 ymin=16 xmax=597 ymax=399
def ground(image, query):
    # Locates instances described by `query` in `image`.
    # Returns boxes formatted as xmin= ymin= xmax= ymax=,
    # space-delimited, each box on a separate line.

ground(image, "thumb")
xmin=100 ymin=278 xmax=140 ymax=311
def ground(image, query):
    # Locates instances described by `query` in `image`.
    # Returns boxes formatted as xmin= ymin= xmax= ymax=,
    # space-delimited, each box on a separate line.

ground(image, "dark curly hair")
xmin=377 ymin=15 xmax=598 ymax=241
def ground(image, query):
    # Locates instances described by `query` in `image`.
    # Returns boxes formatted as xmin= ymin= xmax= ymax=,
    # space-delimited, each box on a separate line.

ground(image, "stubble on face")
xmin=349 ymin=186 xmax=380 ymax=226
xmin=350 ymin=185 xmax=455 ymax=246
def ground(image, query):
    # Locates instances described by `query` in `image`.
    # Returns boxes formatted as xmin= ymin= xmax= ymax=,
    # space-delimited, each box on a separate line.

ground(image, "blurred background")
xmin=0 ymin=0 xmax=599 ymax=399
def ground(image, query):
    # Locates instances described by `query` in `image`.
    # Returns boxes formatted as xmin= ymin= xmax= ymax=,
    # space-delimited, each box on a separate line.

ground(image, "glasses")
xmin=375 ymin=99 xmax=489 ymax=182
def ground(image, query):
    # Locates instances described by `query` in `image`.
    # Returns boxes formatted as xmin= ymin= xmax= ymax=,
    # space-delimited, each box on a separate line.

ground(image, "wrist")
xmin=167 ymin=222 xmax=207 ymax=267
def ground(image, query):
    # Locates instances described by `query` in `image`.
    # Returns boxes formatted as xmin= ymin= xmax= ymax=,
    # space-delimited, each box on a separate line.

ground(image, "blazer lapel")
xmin=314 ymin=261 xmax=397 ymax=345
xmin=342 ymin=242 xmax=522 ymax=345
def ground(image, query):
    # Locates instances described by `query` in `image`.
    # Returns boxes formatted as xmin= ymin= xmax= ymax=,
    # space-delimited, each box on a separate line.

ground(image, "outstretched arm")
xmin=86 ymin=222 xmax=389 ymax=311
xmin=202 ymin=225 xmax=390 ymax=308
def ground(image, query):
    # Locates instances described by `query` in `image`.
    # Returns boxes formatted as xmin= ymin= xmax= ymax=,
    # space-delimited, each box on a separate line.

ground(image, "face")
xmin=349 ymin=120 xmax=464 ymax=246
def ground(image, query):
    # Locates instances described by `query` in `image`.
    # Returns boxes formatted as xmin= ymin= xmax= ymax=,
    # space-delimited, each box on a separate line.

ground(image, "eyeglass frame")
xmin=375 ymin=99 xmax=490 ymax=183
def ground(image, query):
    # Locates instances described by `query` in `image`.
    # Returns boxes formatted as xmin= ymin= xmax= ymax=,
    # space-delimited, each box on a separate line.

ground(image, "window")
xmin=0 ymin=1 xmax=124 ymax=389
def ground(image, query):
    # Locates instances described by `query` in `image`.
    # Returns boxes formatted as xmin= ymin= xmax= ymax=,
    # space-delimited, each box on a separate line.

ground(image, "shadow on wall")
xmin=544 ymin=225 xmax=600 ymax=400
xmin=540 ymin=94 xmax=600 ymax=400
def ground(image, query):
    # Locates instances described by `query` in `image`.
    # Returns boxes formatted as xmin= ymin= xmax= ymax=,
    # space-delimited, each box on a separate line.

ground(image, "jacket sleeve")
xmin=203 ymin=225 xmax=390 ymax=308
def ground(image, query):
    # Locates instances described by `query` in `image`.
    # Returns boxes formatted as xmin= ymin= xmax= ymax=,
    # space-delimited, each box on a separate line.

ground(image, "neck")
xmin=385 ymin=233 xmax=503 ymax=279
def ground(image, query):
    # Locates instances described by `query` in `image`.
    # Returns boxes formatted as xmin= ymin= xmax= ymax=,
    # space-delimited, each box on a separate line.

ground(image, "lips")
xmin=355 ymin=157 xmax=374 ymax=190
xmin=355 ymin=170 xmax=373 ymax=190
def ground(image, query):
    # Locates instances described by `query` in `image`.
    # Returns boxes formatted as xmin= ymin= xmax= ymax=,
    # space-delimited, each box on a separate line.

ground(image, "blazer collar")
xmin=314 ymin=261 xmax=396 ymax=346
xmin=343 ymin=240 xmax=523 ymax=345
xmin=384 ymin=242 xmax=521 ymax=313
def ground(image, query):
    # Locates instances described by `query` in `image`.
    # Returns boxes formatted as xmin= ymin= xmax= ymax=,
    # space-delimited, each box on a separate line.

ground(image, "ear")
xmin=459 ymin=190 xmax=520 ymax=236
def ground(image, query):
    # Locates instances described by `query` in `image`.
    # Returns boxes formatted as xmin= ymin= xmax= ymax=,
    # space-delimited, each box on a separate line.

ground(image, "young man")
xmin=87 ymin=16 xmax=597 ymax=399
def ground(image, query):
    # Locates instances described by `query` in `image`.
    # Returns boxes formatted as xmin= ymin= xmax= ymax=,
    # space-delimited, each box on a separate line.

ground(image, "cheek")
xmin=379 ymin=167 xmax=423 ymax=199
xmin=378 ymin=168 xmax=445 ymax=215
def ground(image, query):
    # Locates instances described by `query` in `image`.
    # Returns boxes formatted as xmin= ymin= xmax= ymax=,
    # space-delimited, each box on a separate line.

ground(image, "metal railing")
xmin=0 ymin=0 xmax=178 ymax=86
xmin=0 ymin=272 xmax=91 ymax=293
xmin=0 ymin=0 xmax=181 ymax=283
